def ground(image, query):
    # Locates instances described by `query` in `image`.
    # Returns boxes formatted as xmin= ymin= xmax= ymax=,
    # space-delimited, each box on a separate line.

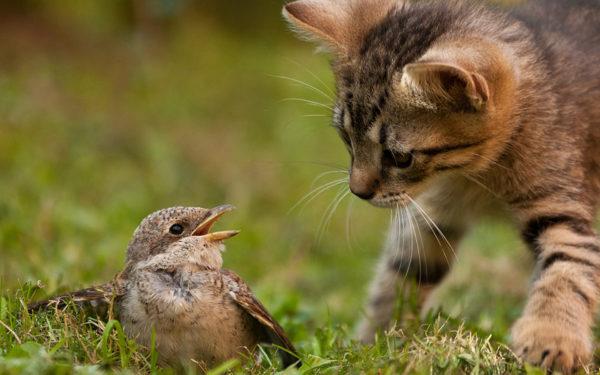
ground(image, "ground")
xmin=0 ymin=3 xmax=597 ymax=374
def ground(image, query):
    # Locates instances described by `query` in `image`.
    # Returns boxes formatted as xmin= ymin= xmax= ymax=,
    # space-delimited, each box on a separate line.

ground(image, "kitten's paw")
xmin=511 ymin=315 xmax=592 ymax=373
xmin=355 ymin=319 xmax=377 ymax=344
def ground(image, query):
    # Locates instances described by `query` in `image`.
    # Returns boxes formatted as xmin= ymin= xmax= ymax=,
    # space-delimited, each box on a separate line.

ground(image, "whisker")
xmin=265 ymin=160 xmax=346 ymax=171
xmin=460 ymin=173 xmax=501 ymax=199
xmin=283 ymin=57 xmax=336 ymax=97
xmin=345 ymin=198 xmax=357 ymax=252
xmin=288 ymin=178 xmax=348 ymax=215
xmin=415 ymin=206 xmax=451 ymax=268
xmin=389 ymin=205 xmax=400 ymax=278
xmin=396 ymin=205 xmax=409 ymax=282
xmin=300 ymin=114 xmax=331 ymax=118
xmin=281 ymin=111 xmax=332 ymax=125
xmin=470 ymin=153 xmax=510 ymax=171
xmin=280 ymin=98 xmax=333 ymax=111
xmin=310 ymin=170 xmax=349 ymax=189
xmin=316 ymin=187 xmax=350 ymax=244
xmin=406 ymin=196 xmax=457 ymax=261
xmin=268 ymin=74 xmax=333 ymax=101
xmin=400 ymin=206 xmax=414 ymax=282
xmin=405 ymin=206 xmax=423 ymax=285
xmin=411 ymin=205 xmax=428 ymax=282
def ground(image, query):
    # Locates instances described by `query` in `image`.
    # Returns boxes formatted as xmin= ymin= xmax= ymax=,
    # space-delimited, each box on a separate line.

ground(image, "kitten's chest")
xmin=425 ymin=174 xmax=510 ymax=218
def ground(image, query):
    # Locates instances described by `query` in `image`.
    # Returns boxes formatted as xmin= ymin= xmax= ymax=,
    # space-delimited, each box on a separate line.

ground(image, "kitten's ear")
xmin=283 ymin=0 xmax=399 ymax=55
xmin=283 ymin=0 xmax=348 ymax=52
xmin=400 ymin=62 xmax=490 ymax=112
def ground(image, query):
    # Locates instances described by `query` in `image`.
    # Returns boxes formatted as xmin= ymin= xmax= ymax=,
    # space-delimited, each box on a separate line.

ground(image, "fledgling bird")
xmin=29 ymin=205 xmax=300 ymax=369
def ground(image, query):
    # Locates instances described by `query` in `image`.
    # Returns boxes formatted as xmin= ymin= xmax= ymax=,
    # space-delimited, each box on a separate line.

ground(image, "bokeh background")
xmin=0 ymin=1 xmax=541 ymax=372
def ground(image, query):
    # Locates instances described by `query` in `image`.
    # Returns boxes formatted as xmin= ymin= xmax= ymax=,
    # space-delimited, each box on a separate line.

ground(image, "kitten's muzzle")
xmin=349 ymin=167 xmax=379 ymax=200
xmin=192 ymin=204 xmax=240 ymax=242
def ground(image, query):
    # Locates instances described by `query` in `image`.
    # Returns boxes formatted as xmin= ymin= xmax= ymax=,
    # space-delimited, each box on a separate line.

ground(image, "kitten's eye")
xmin=169 ymin=224 xmax=184 ymax=235
xmin=382 ymin=149 xmax=413 ymax=169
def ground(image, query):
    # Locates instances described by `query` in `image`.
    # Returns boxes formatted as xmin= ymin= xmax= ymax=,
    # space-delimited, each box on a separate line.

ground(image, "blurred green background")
xmin=0 ymin=1 xmax=538 ymax=372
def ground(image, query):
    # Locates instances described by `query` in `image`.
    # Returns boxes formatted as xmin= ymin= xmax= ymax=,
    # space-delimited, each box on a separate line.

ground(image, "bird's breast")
xmin=119 ymin=273 xmax=260 ymax=367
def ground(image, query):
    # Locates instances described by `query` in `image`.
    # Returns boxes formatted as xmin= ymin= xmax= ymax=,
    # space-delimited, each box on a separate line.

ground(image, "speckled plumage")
xmin=29 ymin=206 xmax=300 ymax=369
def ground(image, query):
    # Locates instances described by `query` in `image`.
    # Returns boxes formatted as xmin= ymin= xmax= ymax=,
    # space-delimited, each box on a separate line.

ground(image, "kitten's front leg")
xmin=356 ymin=205 xmax=463 ymax=343
xmin=512 ymin=214 xmax=600 ymax=372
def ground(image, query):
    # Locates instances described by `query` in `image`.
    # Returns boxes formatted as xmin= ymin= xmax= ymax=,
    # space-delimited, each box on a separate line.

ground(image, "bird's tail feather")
xmin=28 ymin=282 xmax=122 ymax=319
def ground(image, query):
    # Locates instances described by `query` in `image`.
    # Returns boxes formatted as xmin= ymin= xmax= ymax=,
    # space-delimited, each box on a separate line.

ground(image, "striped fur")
xmin=284 ymin=0 xmax=600 ymax=371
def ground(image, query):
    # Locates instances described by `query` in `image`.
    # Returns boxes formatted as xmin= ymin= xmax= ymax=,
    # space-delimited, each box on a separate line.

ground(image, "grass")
xmin=0 ymin=2 xmax=596 ymax=374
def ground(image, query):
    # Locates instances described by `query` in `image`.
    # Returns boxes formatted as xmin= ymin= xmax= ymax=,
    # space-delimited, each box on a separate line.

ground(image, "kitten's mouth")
xmin=192 ymin=204 xmax=240 ymax=242
xmin=370 ymin=193 xmax=409 ymax=208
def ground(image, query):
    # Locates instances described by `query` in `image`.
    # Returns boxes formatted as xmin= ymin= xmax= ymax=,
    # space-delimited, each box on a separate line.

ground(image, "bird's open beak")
xmin=192 ymin=204 xmax=240 ymax=242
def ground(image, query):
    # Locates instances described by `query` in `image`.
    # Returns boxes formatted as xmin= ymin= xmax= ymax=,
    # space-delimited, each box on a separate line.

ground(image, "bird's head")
xmin=125 ymin=205 xmax=239 ymax=269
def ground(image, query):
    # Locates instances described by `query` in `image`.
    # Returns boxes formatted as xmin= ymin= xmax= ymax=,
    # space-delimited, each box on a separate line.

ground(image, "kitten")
xmin=283 ymin=0 xmax=600 ymax=371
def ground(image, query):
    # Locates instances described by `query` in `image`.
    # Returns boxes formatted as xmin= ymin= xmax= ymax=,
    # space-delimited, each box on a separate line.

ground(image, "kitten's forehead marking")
xmin=336 ymin=2 xmax=453 ymax=135
xmin=342 ymin=87 xmax=387 ymax=137
xmin=367 ymin=122 xmax=382 ymax=144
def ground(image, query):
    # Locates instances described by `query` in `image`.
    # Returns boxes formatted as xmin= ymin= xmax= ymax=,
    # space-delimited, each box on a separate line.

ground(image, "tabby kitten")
xmin=283 ymin=0 xmax=600 ymax=371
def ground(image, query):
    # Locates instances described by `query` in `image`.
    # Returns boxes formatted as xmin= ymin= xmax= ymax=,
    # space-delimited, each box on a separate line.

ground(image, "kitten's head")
xmin=284 ymin=0 xmax=516 ymax=207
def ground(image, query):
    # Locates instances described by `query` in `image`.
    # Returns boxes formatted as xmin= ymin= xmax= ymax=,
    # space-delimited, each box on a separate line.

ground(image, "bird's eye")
xmin=382 ymin=149 xmax=413 ymax=169
xmin=169 ymin=224 xmax=184 ymax=235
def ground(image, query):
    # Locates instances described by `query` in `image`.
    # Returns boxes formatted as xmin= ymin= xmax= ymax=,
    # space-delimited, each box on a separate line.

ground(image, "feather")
xmin=28 ymin=274 xmax=127 ymax=318
xmin=221 ymin=269 xmax=301 ymax=368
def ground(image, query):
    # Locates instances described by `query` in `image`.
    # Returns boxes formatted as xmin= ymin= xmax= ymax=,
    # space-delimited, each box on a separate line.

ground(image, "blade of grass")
xmin=100 ymin=319 xmax=129 ymax=368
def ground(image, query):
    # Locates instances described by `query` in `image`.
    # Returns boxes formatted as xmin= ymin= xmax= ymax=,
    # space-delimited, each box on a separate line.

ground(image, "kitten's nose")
xmin=349 ymin=168 xmax=379 ymax=200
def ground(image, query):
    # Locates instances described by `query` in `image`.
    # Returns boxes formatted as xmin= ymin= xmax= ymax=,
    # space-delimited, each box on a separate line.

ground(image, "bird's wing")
xmin=221 ymin=269 xmax=301 ymax=368
xmin=28 ymin=274 xmax=127 ymax=318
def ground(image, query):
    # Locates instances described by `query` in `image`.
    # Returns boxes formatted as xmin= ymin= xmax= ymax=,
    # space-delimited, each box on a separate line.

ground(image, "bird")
xmin=28 ymin=205 xmax=301 ymax=370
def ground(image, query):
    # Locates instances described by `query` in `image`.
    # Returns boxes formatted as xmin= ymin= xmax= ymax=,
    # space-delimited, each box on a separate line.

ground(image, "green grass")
xmin=0 ymin=3 xmax=596 ymax=374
